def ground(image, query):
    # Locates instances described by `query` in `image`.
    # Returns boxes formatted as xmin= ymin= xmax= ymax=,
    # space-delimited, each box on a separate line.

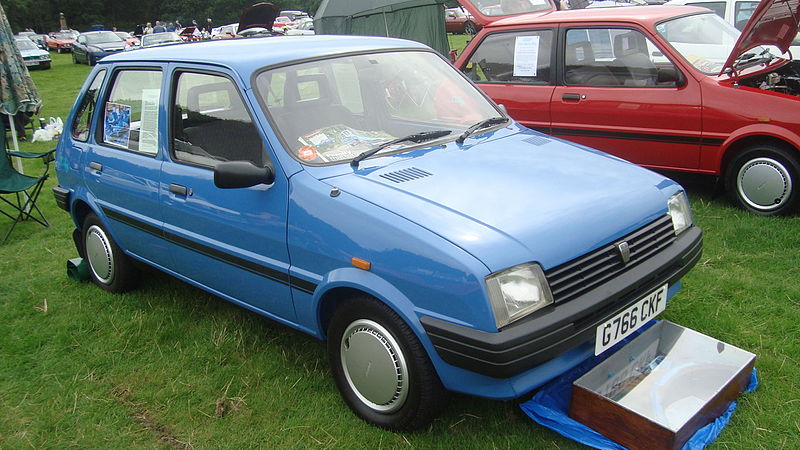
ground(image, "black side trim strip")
xmin=99 ymin=206 xmax=317 ymax=294
xmin=550 ymin=127 xmax=724 ymax=147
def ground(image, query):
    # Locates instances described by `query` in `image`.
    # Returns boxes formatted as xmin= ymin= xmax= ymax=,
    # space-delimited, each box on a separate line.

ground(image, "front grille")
xmin=545 ymin=215 xmax=676 ymax=303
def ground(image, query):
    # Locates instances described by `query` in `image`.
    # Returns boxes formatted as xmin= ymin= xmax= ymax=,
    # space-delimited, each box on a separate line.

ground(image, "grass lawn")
xmin=1 ymin=48 xmax=799 ymax=448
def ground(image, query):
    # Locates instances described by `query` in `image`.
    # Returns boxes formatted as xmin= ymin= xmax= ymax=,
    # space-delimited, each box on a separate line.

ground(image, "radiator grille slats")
xmin=545 ymin=215 xmax=676 ymax=303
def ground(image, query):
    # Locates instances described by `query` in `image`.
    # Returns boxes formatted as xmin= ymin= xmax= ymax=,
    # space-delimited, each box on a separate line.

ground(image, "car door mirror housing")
xmin=657 ymin=67 xmax=686 ymax=87
xmin=214 ymin=161 xmax=275 ymax=189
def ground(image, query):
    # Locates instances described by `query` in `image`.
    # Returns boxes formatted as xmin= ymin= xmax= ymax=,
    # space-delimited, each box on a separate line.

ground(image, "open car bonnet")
xmin=722 ymin=0 xmax=800 ymax=73
xmin=238 ymin=2 xmax=280 ymax=34
xmin=455 ymin=0 xmax=556 ymax=26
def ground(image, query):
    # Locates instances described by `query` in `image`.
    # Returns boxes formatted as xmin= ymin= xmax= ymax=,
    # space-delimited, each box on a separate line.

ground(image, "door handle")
xmin=562 ymin=93 xmax=581 ymax=101
xmin=89 ymin=161 xmax=103 ymax=171
xmin=169 ymin=183 xmax=188 ymax=196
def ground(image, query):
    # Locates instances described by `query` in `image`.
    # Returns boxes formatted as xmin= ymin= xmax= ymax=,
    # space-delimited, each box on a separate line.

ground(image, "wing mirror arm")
xmin=214 ymin=161 xmax=275 ymax=189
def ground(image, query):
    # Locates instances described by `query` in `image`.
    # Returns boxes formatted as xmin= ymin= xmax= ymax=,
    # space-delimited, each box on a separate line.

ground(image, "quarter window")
xmin=172 ymin=72 xmax=264 ymax=167
xmin=102 ymin=69 xmax=163 ymax=155
xmin=564 ymin=28 xmax=680 ymax=87
xmin=463 ymin=30 xmax=553 ymax=84
xmin=71 ymin=70 xmax=106 ymax=142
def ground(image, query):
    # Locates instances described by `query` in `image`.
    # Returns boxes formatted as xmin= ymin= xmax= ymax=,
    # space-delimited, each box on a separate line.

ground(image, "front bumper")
xmin=421 ymin=225 xmax=702 ymax=379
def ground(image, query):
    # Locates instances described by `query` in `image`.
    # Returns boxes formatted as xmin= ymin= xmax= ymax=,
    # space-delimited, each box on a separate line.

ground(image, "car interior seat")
xmin=564 ymin=41 xmax=619 ymax=86
xmin=612 ymin=31 xmax=658 ymax=86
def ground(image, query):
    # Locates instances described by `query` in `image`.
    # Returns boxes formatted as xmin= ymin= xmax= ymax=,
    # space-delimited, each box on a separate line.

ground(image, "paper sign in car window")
xmin=513 ymin=35 xmax=540 ymax=77
xmin=103 ymin=102 xmax=131 ymax=148
xmin=138 ymin=88 xmax=160 ymax=155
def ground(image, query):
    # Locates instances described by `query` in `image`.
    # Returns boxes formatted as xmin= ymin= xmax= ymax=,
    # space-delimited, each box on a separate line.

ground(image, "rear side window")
xmin=71 ymin=70 xmax=106 ymax=142
xmin=172 ymin=72 xmax=264 ymax=167
xmin=687 ymin=1 xmax=727 ymax=18
xmin=102 ymin=69 xmax=163 ymax=155
xmin=463 ymin=30 xmax=553 ymax=84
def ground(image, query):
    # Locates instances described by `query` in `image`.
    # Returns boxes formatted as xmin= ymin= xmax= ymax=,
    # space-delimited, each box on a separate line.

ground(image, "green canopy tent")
xmin=314 ymin=0 xmax=449 ymax=56
xmin=0 ymin=2 xmax=42 ymax=171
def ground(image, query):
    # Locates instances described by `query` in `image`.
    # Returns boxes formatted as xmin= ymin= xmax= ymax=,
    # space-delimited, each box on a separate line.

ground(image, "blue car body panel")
xmin=54 ymin=35 xmax=701 ymax=401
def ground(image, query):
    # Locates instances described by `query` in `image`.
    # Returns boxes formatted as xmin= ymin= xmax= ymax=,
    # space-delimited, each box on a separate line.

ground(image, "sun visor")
xmin=722 ymin=0 xmax=800 ymax=73
xmin=238 ymin=2 xmax=280 ymax=33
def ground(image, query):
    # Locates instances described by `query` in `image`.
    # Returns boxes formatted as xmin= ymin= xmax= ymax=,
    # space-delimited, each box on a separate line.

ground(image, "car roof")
xmin=485 ymin=5 xmax=709 ymax=28
xmin=100 ymin=35 xmax=429 ymax=86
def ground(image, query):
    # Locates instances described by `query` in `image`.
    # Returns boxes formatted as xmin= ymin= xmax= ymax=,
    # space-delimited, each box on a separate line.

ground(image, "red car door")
xmin=459 ymin=28 xmax=557 ymax=134
xmin=550 ymin=26 xmax=703 ymax=170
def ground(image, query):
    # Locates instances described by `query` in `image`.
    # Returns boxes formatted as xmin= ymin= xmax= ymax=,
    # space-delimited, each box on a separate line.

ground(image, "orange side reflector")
xmin=351 ymin=257 xmax=371 ymax=271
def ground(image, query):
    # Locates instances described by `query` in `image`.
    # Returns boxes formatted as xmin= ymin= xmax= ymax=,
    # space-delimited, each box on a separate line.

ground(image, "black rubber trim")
xmin=549 ymin=127 xmax=724 ymax=147
xmin=52 ymin=186 xmax=70 ymax=212
xmin=99 ymin=206 xmax=317 ymax=294
xmin=421 ymin=226 xmax=702 ymax=379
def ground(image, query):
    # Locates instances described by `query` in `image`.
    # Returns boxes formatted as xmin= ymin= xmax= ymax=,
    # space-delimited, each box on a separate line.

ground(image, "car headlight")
xmin=668 ymin=191 xmax=692 ymax=235
xmin=485 ymin=263 xmax=553 ymax=329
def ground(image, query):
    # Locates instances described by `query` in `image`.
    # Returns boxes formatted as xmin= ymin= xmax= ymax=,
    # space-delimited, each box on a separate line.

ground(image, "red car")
xmin=45 ymin=30 xmax=77 ymax=53
xmin=455 ymin=0 xmax=800 ymax=215
xmin=445 ymin=8 xmax=481 ymax=34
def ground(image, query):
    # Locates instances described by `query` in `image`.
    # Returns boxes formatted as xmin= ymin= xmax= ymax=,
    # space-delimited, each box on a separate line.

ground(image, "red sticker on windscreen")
xmin=298 ymin=146 xmax=317 ymax=161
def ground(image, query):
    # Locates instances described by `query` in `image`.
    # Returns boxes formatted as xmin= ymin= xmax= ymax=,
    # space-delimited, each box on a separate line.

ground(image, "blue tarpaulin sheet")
xmin=520 ymin=321 xmax=758 ymax=450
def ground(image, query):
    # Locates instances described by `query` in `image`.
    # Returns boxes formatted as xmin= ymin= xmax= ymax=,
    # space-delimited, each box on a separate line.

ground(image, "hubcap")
xmin=737 ymin=157 xmax=792 ymax=211
xmin=85 ymin=225 xmax=114 ymax=284
xmin=340 ymin=319 xmax=409 ymax=413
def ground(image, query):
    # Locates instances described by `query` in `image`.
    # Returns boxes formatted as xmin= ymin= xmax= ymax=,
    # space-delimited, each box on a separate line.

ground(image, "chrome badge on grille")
xmin=616 ymin=241 xmax=631 ymax=264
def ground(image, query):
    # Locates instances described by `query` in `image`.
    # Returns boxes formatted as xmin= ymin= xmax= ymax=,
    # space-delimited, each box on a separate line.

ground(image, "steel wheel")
xmin=82 ymin=213 xmax=138 ymax=292
xmin=464 ymin=21 xmax=477 ymax=35
xmin=725 ymin=144 xmax=799 ymax=216
xmin=328 ymin=296 xmax=447 ymax=430
xmin=340 ymin=319 xmax=409 ymax=413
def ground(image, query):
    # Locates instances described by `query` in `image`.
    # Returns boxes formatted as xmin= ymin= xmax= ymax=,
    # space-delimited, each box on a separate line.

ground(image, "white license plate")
xmin=594 ymin=284 xmax=668 ymax=355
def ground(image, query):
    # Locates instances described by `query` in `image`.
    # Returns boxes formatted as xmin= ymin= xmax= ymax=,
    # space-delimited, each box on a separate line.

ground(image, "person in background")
xmin=175 ymin=20 xmax=182 ymax=30
xmin=152 ymin=21 xmax=166 ymax=33
xmin=166 ymin=22 xmax=175 ymax=32
xmin=143 ymin=22 xmax=153 ymax=34
xmin=206 ymin=18 xmax=213 ymax=31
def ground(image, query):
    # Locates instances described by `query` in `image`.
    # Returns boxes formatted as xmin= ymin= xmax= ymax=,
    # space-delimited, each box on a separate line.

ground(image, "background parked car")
xmin=445 ymin=8 xmax=480 ymax=34
xmin=115 ymin=31 xmax=140 ymax=47
xmin=272 ymin=16 xmax=295 ymax=32
xmin=141 ymin=31 xmax=184 ymax=47
xmin=279 ymin=10 xmax=310 ymax=21
xmin=13 ymin=37 xmax=51 ymax=70
xmin=17 ymin=31 xmax=47 ymax=50
xmin=455 ymin=2 xmax=800 ymax=215
xmin=45 ymin=30 xmax=77 ymax=53
xmin=72 ymin=31 xmax=126 ymax=65
xmin=285 ymin=19 xmax=315 ymax=35
xmin=666 ymin=0 xmax=800 ymax=57
xmin=211 ymin=23 xmax=239 ymax=39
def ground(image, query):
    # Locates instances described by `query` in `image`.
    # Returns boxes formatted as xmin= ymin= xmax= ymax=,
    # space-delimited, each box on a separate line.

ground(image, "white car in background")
xmin=666 ymin=0 xmax=800 ymax=58
xmin=14 ymin=36 xmax=51 ymax=69
xmin=285 ymin=19 xmax=314 ymax=35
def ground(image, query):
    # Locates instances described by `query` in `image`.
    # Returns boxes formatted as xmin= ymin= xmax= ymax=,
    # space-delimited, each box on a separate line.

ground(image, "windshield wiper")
xmin=350 ymin=130 xmax=451 ymax=168
xmin=734 ymin=48 xmax=774 ymax=68
xmin=455 ymin=117 xmax=509 ymax=144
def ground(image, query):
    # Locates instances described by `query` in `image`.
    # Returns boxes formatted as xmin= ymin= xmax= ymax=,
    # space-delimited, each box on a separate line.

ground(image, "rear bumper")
xmin=421 ymin=226 xmax=702 ymax=379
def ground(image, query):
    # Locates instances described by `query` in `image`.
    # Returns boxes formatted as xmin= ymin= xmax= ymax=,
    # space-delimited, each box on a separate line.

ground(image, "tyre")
xmin=725 ymin=144 xmax=800 ymax=216
xmin=464 ymin=21 xmax=477 ymax=35
xmin=72 ymin=52 xmax=78 ymax=64
xmin=57 ymin=47 xmax=62 ymax=54
xmin=82 ymin=213 xmax=138 ymax=293
xmin=327 ymin=296 xmax=447 ymax=431
xmin=88 ymin=54 xmax=96 ymax=66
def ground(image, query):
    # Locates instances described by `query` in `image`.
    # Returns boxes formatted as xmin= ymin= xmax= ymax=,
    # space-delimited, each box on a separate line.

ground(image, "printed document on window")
xmin=513 ymin=36 xmax=540 ymax=77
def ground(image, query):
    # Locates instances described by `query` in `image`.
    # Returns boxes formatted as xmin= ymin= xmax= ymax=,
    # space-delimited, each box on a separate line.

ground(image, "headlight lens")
xmin=486 ymin=263 xmax=553 ymax=329
xmin=668 ymin=191 xmax=692 ymax=235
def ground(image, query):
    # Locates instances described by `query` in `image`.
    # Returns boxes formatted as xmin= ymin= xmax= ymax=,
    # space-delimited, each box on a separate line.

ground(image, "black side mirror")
xmin=657 ymin=66 xmax=686 ymax=87
xmin=214 ymin=161 xmax=275 ymax=189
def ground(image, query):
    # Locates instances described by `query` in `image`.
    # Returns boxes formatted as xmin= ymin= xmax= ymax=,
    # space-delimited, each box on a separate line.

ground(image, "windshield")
xmin=115 ymin=32 xmax=133 ymax=39
xmin=85 ymin=31 xmax=123 ymax=45
xmin=656 ymin=12 xmax=783 ymax=74
xmin=15 ymin=38 xmax=37 ymax=50
xmin=53 ymin=32 xmax=74 ymax=40
xmin=255 ymin=50 xmax=502 ymax=165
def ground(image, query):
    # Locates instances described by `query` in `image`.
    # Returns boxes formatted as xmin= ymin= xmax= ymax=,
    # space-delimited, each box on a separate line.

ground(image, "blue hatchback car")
xmin=52 ymin=35 xmax=702 ymax=430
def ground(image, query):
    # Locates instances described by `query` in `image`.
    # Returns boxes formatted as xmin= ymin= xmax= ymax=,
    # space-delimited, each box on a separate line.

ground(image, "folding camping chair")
xmin=0 ymin=147 xmax=55 ymax=242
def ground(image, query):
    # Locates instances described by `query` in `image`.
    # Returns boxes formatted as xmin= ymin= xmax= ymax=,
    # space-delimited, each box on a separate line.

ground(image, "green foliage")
xmin=6 ymin=0 xmax=324 ymax=33
xmin=2 ymin=50 xmax=799 ymax=448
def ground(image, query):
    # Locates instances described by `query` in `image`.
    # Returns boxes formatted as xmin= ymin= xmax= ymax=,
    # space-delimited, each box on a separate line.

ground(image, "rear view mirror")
xmin=214 ymin=161 xmax=275 ymax=189
xmin=657 ymin=67 xmax=685 ymax=87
